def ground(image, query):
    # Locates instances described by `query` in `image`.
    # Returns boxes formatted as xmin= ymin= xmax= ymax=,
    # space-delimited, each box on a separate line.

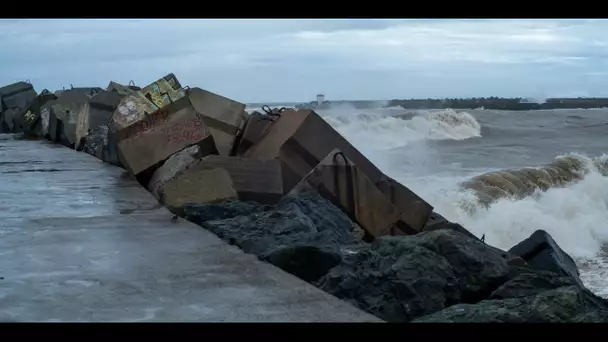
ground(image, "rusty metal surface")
xmin=0 ymin=135 xmax=381 ymax=322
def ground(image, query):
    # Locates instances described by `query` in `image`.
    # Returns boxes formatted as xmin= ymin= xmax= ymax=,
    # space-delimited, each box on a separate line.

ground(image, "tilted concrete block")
xmin=290 ymin=149 xmax=405 ymax=238
xmin=109 ymin=73 xmax=186 ymax=132
xmin=48 ymin=90 xmax=90 ymax=150
xmin=115 ymin=97 xmax=217 ymax=178
xmin=187 ymin=87 xmax=246 ymax=156
xmin=159 ymin=167 xmax=238 ymax=212
xmin=233 ymin=111 xmax=275 ymax=157
xmin=244 ymin=108 xmax=433 ymax=233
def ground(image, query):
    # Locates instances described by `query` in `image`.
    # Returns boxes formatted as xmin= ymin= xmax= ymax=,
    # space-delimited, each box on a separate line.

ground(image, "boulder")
xmin=290 ymin=148 xmax=406 ymax=238
xmin=244 ymin=108 xmax=433 ymax=233
xmin=187 ymin=87 xmax=247 ymax=156
xmin=414 ymin=271 xmax=608 ymax=322
xmin=159 ymin=167 xmax=238 ymax=213
xmin=508 ymin=230 xmax=582 ymax=287
xmin=232 ymin=110 xmax=275 ymax=156
xmin=186 ymin=191 xmax=361 ymax=282
xmin=422 ymin=219 xmax=481 ymax=241
xmin=317 ymin=229 xmax=520 ymax=322
xmin=115 ymin=97 xmax=217 ymax=178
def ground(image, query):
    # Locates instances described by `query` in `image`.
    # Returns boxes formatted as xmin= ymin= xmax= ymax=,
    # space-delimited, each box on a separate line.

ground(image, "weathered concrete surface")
xmin=0 ymin=134 xmax=380 ymax=322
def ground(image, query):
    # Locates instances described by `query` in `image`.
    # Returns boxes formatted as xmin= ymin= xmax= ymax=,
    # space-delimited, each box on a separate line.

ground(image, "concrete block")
xmin=0 ymin=81 xmax=37 ymax=113
xmin=107 ymin=80 xmax=141 ymax=95
xmin=190 ymin=155 xmax=283 ymax=203
xmin=159 ymin=167 xmax=238 ymax=212
xmin=19 ymin=91 xmax=58 ymax=136
xmin=244 ymin=108 xmax=433 ymax=233
xmin=89 ymin=91 xmax=124 ymax=129
xmin=290 ymin=149 xmax=405 ymax=238
xmin=116 ymin=97 xmax=217 ymax=177
xmin=147 ymin=145 xmax=205 ymax=199
xmin=187 ymin=87 xmax=246 ymax=156
xmin=109 ymin=73 xmax=186 ymax=132
xmin=233 ymin=111 xmax=275 ymax=157
xmin=48 ymin=91 xmax=90 ymax=149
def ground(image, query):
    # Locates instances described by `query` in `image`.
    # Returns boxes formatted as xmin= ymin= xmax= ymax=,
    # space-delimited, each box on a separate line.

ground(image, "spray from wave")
xmin=318 ymin=105 xmax=608 ymax=297
xmin=320 ymin=108 xmax=482 ymax=152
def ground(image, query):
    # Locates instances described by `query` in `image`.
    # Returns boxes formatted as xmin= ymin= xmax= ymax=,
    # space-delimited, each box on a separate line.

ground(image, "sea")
xmin=248 ymin=104 xmax=608 ymax=298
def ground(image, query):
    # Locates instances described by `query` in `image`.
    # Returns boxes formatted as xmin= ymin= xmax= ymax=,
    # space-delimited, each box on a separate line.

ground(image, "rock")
xmin=508 ymin=230 xmax=582 ymax=287
xmin=422 ymin=219 xmax=481 ymax=241
xmin=115 ymin=97 xmax=217 ymax=178
xmin=232 ymin=110 xmax=275 ymax=157
xmin=290 ymin=148 xmax=406 ymax=238
xmin=159 ymin=167 xmax=238 ymax=212
xmin=424 ymin=211 xmax=448 ymax=229
xmin=187 ymin=87 xmax=247 ymax=156
xmin=244 ymin=108 xmax=433 ymax=233
xmin=414 ymin=281 xmax=608 ymax=322
xmin=317 ymin=229 xmax=519 ymax=322
xmin=186 ymin=191 xmax=360 ymax=282
xmin=489 ymin=270 xmax=579 ymax=300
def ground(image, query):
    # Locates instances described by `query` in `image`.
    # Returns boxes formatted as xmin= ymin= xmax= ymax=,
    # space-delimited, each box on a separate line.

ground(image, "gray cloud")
xmin=1 ymin=19 xmax=607 ymax=102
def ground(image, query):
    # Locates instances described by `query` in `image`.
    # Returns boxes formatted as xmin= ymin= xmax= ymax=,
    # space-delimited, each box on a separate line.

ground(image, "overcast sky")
xmin=1 ymin=19 xmax=607 ymax=103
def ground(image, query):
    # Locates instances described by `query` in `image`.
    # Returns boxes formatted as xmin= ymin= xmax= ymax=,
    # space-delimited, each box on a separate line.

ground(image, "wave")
xmin=321 ymin=108 xmax=482 ymax=152
xmin=461 ymin=153 xmax=608 ymax=207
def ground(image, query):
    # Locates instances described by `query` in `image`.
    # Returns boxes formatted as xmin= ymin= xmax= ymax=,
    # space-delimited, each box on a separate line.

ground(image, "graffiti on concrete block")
xmin=162 ymin=117 xmax=205 ymax=146
xmin=23 ymin=110 xmax=36 ymax=125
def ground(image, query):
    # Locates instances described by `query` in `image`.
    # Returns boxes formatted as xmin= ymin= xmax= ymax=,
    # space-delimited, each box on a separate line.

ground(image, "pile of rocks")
xmin=2 ymin=74 xmax=607 ymax=322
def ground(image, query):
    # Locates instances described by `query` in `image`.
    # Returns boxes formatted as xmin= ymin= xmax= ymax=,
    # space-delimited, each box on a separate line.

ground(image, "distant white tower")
xmin=316 ymin=93 xmax=325 ymax=106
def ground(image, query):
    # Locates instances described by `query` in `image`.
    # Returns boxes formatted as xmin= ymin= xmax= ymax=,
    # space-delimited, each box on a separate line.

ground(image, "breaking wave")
xmin=323 ymin=108 xmax=608 ymax=297
xmin=321 ymin=109 xmax=481 ymax=150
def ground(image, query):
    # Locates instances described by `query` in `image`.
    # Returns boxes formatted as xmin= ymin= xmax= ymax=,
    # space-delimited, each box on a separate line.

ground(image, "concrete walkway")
xmin=0 ymin=134 xmax=380 ymax=322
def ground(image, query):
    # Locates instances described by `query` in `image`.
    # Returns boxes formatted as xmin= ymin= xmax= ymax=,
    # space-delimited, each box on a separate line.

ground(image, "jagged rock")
xmin=422 ymin=220 xmax=481 ymax=241
xmin=508 ymin=230 xmax=582 ymax=287
xmin=185 ymin=191 xmax=361 ymax=282
xmin=316 ymin=229 xmax=520 ymax=322
xmin=414 ymin=283 xmax=608 ymax=323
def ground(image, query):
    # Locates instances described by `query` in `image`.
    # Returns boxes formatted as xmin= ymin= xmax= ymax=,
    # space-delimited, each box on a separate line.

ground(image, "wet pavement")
xmin=0 ymin=134 xmax=380 ymax=322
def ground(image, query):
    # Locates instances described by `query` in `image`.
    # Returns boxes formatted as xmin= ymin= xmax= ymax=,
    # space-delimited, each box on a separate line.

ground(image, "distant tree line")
xmin=388 ymin=97 xmax=608 ymax=110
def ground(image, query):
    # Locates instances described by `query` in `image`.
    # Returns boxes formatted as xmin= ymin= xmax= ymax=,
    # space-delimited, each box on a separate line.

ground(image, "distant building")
xmin=316 ymin=93 xmax=325 ymax=107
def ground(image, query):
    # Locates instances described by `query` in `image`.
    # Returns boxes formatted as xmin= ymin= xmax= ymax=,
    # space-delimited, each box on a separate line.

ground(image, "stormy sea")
xmin=248 ymin=104 xmax=608 ymax=298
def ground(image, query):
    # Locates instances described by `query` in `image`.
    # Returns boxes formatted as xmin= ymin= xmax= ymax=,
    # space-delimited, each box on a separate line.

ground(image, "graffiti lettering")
xmin=125 ymin=109 xmax=172 ymax=138
xmin=162 ymin=118 xmax=205 ymax=146
xmin=23 ymin=110 xmax=36 ymax=125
